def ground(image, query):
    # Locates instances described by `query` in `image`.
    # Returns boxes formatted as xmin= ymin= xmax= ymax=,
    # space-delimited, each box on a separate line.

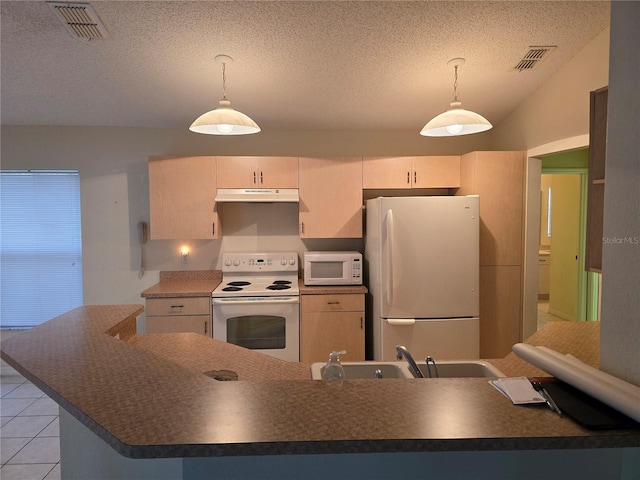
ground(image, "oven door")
xmin=211 ymin=296 xmax=300 ymax=362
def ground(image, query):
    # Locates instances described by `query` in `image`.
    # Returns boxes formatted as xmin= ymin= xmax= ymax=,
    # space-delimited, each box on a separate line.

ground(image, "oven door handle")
xmin=212 ymin=297 xmax=299 ymax=305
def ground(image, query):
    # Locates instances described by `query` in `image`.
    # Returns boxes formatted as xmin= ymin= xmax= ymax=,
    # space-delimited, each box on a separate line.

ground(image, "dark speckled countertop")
xmin=1 ymin=305 xmax=639 ymax=460
xmin=298 ymin=284 xmax=368 ymax=295
xmin=140 ymin=270 xmax=222 ymax=298
xmin=140 ymin=270 xmax=368 ymax=297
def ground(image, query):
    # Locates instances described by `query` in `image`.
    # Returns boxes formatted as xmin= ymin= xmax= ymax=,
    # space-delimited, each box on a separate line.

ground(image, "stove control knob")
xmin=233 ymin=259 xmax=240 ymax=266
xmin=224 ymin=258 xmax=232 ymax=266
xmin=289 ymin=258 xmax=296 ymax=265
xmin=280 ymin=258 xmax=287 ymax=266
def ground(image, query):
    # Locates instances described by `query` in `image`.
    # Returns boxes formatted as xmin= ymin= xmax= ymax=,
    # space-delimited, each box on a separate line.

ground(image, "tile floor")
xmin=1 ymin=365 xmax=60 ymax=480
xmin=537 ymin=300 xmax=567 ymax=330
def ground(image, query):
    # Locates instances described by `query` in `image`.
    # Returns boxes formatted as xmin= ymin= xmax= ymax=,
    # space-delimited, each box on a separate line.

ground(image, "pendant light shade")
xmin=190 ymin=99 xmax=260 ymax=135
xmin=189 ymin=55 xmax=260 ymax=135
xmin=420 ymin=58 xmax=491 ymax=137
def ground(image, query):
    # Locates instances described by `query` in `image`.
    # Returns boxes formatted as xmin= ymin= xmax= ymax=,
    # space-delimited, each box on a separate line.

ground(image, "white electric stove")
xmin=211 ymin=252 xmax=299 ymax=361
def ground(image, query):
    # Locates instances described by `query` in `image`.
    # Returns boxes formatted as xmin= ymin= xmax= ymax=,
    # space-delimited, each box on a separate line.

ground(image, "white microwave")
xmin=303 ymin=251 xmax=363 ymax=286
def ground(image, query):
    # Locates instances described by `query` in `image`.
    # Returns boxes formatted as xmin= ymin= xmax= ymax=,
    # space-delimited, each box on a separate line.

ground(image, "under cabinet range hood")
xmin=215 ymin=188 xmax=299 ymax=203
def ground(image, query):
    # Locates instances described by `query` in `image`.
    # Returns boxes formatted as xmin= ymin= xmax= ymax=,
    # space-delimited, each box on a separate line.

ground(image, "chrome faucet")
xmin=395 ymin=345 xmax=424 ymax=378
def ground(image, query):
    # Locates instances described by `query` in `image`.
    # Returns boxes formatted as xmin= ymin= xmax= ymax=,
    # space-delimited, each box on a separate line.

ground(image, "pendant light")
xmin=420 ymin=58 xmax=492 ymax=137
xmin=189 ymin=55 xmax=260 ymax=135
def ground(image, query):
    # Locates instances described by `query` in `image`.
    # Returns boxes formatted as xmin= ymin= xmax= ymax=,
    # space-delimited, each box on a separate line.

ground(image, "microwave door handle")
xmin=212 ymin=297 xmax=299 ymax=305
xmin=385 ymin=208 xmax=394 ymax=306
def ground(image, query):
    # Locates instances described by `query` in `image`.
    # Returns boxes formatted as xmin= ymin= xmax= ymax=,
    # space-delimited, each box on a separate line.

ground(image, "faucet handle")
xmin=425 ymin=356 xmax=439 ymax=378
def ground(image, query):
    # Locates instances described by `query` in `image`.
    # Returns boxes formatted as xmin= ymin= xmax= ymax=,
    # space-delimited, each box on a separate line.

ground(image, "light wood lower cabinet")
xmin=479 ymin=266 xmax=522 ymax=358
xmin=300 ymin=294 xmax=365 ymax=362
xmin=145 ymin=296 xmax=211 ymax=336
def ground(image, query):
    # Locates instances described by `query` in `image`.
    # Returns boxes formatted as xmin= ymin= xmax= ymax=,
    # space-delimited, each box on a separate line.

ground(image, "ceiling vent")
xmin=514 ymin=46 xmax=556 ymax=72
xmin=48 ymin=2 xmax=109 ymax=39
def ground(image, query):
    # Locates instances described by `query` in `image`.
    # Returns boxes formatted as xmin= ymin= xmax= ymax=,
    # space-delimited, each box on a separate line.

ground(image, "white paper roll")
xmin=535 ymin=346 xmax=631 ymax=393
xmin=512 ymin=343 xmax=640 ymax=423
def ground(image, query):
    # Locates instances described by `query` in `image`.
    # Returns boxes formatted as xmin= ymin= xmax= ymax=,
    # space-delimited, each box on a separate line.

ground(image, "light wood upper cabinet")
xmin=412 ymin=156 xmax=460 ymax=188
xmin=148 ymin=156 xmax=220 ymax=240
xmin=217 ymin=156 xmax=298 ymax=188
xmin=362 ymin=156 xmax=413 ymax=188
xmin=363 ymin=156 xmax=460 ymax=189
xmin=457 ymin=150 xmax=527 ymax=358
xmin=585 ymin=86 xmax=607 ymax=273
xmin=298 ymin=157 xmax=363 ymax=238
xmin=458 ymin=151 xmax=525 ymax=267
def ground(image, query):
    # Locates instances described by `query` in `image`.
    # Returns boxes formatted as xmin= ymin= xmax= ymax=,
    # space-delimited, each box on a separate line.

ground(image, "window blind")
xmin=1 ymin=170 xmax=83 ymax=328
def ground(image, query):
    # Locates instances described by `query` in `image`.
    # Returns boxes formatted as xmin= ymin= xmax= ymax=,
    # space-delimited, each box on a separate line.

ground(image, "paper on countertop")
xmin=489 ymin=377 xmax=546 ymax=405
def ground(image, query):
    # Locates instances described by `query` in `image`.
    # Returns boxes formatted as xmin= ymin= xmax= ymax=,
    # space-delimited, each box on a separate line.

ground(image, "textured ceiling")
xmin=0 ymin=1 xmax=610 ymax=132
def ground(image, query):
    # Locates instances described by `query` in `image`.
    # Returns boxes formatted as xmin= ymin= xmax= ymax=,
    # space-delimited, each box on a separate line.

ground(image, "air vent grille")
xmin=514 ymin=46 xmax=556 ymax=72
xmin=48 ymin=2 xmax=108 ymax=39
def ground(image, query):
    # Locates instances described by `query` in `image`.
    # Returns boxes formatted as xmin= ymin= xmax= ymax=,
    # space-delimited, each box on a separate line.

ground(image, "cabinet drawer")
xmin=301 ymin=294 xmax=364 ymax=313
xmin=146 ymin=297 xmax=211 ymax=316
xmin=146 ymin=315 xmax=210 ymax=335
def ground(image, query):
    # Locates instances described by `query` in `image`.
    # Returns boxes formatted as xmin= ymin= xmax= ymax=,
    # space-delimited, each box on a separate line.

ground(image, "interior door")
xmin=549 ymin=174 xmax=583 ymax=320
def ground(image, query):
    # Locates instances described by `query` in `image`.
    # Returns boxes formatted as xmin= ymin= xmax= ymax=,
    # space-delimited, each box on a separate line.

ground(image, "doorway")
xmin=536 ymin=149 xmax=598 ymax=329
xmin=539 ymin=172 xmax=586 ymax=325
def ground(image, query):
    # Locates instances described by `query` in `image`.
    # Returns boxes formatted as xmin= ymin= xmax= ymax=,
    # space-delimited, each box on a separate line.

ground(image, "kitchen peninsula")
xmin=1 ymin=305 xmax=638 ymax=480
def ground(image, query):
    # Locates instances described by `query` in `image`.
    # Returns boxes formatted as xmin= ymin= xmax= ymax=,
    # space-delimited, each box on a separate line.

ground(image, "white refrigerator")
xmin=365 ymin=195 xmax=480 ymax=361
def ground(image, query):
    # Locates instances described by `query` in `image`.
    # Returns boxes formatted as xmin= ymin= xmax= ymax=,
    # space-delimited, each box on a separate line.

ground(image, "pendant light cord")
xmin=452 ymin=65 xmax=459 ymax=102
xmin=221 ymin=62 xmax=228 ymax=100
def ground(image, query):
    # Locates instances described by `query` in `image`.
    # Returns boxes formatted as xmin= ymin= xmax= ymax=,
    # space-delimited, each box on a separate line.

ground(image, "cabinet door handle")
xmin=300 ymin=222 xmax=305 ymax=235
xmin=360 ymin=317 xmax=364 ymax=330
xmin=253 ymin=171 xmax=257 ymax=184
xmin=327 ymin=301 xmax=340 ymax=305
xmin=204 ymin=321 xmax=208 ymax=335
xmin=169 ymin=305 xmax=184 ymax=311
xmin=212 ymin=222 xmax=215 ymax=236
xmin=407 ymin=171 xmax=410 ymax=184
xmin=260 ymin=171 xmax=264 ymax=184
xmin=414 ymin=171 xmax=417 ymax=184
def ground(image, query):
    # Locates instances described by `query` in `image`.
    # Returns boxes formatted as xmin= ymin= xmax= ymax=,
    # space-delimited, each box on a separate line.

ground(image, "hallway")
xmin=537 ymin=300 xmax=568 ymax=330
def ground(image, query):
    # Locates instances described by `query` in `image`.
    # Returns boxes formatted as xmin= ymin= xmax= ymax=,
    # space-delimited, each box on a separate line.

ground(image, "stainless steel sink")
xmin=414 ymin=361 xmax=505 ymax=378
xmin=310 ymin=360 xmax=504 ymax=380
xmin=310 ymin=361 xmax=411 ymax=379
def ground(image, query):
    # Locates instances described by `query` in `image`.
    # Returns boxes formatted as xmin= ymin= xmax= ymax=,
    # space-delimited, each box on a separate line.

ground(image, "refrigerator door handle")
xmin=387 ymin=318 xmax=416 ymax=325
xmin=385 ymin=208 xmax=395 ymax=306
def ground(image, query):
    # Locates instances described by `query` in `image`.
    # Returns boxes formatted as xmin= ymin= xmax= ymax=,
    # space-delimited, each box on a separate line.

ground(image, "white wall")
xmin=0 ymin=126 xmax=489 ymax=307
xmin=599 ymin=1 xmax=640 ymax=386
xmin=490 ymin=27 xmax=610 ymax=151
xmin=491 ymin=4 xmax=639 ymax=386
